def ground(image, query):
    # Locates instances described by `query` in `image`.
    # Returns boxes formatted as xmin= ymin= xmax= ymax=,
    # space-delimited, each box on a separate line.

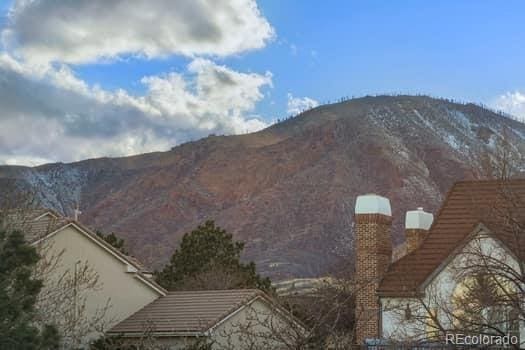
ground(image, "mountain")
xmin=2 ymin=95 xmax=525 ymax=280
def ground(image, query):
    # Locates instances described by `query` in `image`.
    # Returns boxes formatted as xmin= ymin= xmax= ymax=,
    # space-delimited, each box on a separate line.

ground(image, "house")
xmin=108 ymin=289 xmax=306 ymax=349
xmin=2 ymin=209 xmax=306 ymax=349
xmin=354 ymin=180 xmax=525 ymax=346
xmin=1 ymin=208 xmax=167 ymax=347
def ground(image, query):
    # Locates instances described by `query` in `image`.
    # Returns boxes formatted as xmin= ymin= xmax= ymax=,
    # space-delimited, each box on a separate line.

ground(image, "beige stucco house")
xmin=3 ymin=209 xmax=306 ymax=349
xmin=3 ymin=209 xmax=167 ymax=348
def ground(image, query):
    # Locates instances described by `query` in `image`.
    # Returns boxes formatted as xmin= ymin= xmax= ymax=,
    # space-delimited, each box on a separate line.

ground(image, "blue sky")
xmin=74 ymin=0 xmax=525 ymax=119
xmin=0 ymin=0 xmax=524 ymax=165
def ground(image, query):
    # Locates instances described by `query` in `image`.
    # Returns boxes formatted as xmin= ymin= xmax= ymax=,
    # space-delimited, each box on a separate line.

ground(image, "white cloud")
xmin=0 ymin=0 xmax=276 ymax=165
xmin=492 ymin=91 xmax=525 ymax=121
xmin=3 ymin=0 xmax=274 ymax=64
xmin=287 ymin=93 xmax=319 ymax=115
xmin=141 ymin=58 xmax=272 ymax=134
xmin=0 ymin=56 xmax=271 ymax=165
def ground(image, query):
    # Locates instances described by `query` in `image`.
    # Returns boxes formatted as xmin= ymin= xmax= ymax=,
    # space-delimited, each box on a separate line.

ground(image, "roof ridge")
xmin=203 ymin=290 xmax=262 ymax=331
xmin=108 ymin=288 xmax=267 ymax=335
xmin=380 ymin=180 xmax=459 ymax=276
xmin=454 ymin=178 xmax=525 ymax=185
xmin=168 ymin=288 xmax=260 ymax=292
xmin=379 ymin=179 xmax=525 ymax=296
xmin=63 ymin=220 xmax=167 ymax=295
xmin=6 ymin=207 xmax=167 ymax=296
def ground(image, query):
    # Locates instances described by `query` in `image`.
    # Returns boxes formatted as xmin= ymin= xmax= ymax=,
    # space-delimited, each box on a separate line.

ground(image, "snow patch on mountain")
xmin=3 ymin=95 xmax=525 ymax=279
xmin=448 ymin=110 xmax=472 ymax=130
xmin=412 ymin=109 xmax=434 ymax=130
xmin=22 ymin=165 xmax=88 ymax=215
xmin=445 ymin=134 xmax=460 ymax=150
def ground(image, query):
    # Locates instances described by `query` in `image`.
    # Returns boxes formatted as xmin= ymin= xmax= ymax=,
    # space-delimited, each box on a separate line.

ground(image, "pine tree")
xmin=155 ymin=220 xmax=272 ymax=293
xmin=95 ymin=231 xmax=128 ymax=255
xmin=0 ymin=228 xmax=60 ymax=349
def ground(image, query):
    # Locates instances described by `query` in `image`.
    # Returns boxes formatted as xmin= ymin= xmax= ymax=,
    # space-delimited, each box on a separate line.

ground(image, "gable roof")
xmin=108 ymin=289 xmax=276 ymax=336
xmin=1 ymin=208 xmax=166 ymax=296
xmin=378 ymin=179 xmax=525 ymax=297
xmin=1 ymin=208 xmax=66 ymax=242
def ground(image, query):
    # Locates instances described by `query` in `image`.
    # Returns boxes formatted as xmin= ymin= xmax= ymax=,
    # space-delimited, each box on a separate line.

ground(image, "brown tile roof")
xmin=108 ymin=289 xmax=265 ymax=335
xmin=378 ymin=179 xmax=525 ymax=297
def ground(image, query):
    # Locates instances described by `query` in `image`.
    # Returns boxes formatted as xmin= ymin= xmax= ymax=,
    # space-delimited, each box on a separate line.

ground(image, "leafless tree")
xmin=213 ymin=271 xmax=375 ymax=349
xmin=1 ymin=192 xmax=113 ymax=349
xmin=34 ymin=239 xmax=113 ymax=349
xmin=221 ymin=236 xmax=360 ymax=349
xmin=91 ymin=320 xmax=173 ymax=350
xmin=385 ymin=181 xmax=525 ymax=349
xmin=211 ymin=300 xmax=309 ymax=350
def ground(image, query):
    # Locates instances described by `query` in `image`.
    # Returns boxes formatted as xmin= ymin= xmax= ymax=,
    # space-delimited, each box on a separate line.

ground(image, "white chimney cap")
xmin=405 ymin=208 xmax=433 ymax=230
xmin=355 ymin=194 xmax=392 ymax=216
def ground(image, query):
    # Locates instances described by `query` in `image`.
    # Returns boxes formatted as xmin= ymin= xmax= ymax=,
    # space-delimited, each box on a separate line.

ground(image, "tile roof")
xmin=378 ymin=179 xmax=525 ymax=297
xmin=108 ymin=289 xmax=265 ymax=335
xmin=1 ymin=208 xmax=67 ymax=242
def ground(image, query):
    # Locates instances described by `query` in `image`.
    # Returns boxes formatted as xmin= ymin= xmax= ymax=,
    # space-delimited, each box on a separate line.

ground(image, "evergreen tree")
xmin=95 ymin=231 xmax=128 ymax=255
xmin=155 ymin=220 xmax=272 ymax=293
xmin=0 ymin=228 xmax=60 ymax=349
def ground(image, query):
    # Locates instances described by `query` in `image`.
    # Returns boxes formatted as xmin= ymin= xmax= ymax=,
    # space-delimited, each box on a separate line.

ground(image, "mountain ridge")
xmin=2 ymin=95 xmax=525 ymax=280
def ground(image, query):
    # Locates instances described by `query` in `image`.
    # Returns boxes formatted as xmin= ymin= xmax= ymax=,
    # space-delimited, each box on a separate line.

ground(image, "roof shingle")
xmin=378 ymin=179 xmax=525 ymax=297
xmin=1 ymin=208 xmax=67 ymax=242
xmin=109 ymin=289 xmax=264 ymax=335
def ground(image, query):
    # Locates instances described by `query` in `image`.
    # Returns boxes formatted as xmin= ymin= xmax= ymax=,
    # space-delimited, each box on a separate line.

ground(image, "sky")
xmin=0 ymin=0 xmax=525 ymax=166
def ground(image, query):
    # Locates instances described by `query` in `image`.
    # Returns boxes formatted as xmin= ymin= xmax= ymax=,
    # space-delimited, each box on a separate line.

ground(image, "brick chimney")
xmin=405 ymin=207 xmax=433 ymax=254
xmin=354 ymin=194 xmax=392 ymax=344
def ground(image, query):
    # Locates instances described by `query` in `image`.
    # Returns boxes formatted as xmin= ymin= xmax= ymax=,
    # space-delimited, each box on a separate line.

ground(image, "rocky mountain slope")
xmin=2 ymin=95 xmax=525 ymax=280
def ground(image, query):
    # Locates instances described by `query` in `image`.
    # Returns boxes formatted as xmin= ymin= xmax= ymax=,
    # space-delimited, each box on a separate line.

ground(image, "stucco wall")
xmin=381 ymin=230 xmax=523 ymax=343
xmin=211 ymin=298 xmax=294 ymax=349
xmin=119 ymin=298 xmax=299 ymax=350
xmin=37 ymin=225 xmax=161 ymax=346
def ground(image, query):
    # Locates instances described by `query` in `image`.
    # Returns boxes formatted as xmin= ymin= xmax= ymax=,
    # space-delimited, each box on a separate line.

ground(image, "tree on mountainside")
xmin=155 ymin=220 xmax=273 ymax=294
xmin=0 ymin=227 xmax=60 ymax=350
xmin=95 ymin=230 xmax=128 ymax=255
xmin=474 ymin=127 xmax=523 ymax=180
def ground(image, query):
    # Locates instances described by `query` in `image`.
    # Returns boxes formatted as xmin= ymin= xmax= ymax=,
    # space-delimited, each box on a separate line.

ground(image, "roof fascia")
xmin=206 ymin=294 xmax=306 ymax=335
xmin=205 ymin=296 xmax=257 ymax=335
xmin=33 ymin=211 xmax=59 ymax=221
xmin=133 ymin=274 xmax=167 ymax=296
xmin=108 ymin=330 xmax=204 ymax=337
xmin=419 ymin=222 xmax=504 ymax=290
xmin=32 ymin=222 xmax=166 ymax=296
